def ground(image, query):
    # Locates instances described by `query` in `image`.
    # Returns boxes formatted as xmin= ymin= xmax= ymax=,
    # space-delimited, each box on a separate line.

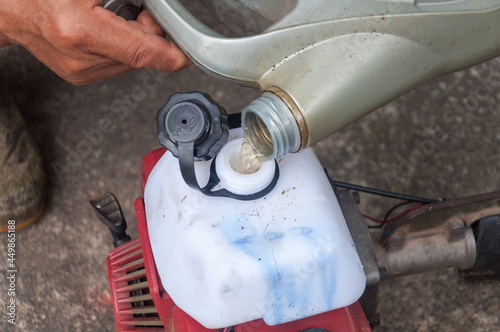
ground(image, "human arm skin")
xmin=0 ymin=0 xmax=191 ymax=85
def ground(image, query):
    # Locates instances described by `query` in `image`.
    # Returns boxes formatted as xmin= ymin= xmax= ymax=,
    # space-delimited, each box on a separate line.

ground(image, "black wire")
xmin=383 ymin=201 xmax=418 ymax=221
xmin=367 ymin=201 xmax=420 ymax=228
xmin=329 ymin=180 xmax=439 ymax=204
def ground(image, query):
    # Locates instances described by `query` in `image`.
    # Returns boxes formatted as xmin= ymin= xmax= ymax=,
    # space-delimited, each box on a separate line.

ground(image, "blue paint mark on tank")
xmin=217 ymin=217 xmax=337 ymax=325
xmin=290 ymin=226 xmax=313 ymax=236
xmin=264 ymin=232 xmax=285 ymax=241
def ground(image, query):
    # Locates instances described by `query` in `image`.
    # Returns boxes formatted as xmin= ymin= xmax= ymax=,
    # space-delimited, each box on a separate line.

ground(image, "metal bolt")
xmin=387 ymin=234 xmax=404 ymax=252
xmin=448 ymin=217 xmax=465 ymax=242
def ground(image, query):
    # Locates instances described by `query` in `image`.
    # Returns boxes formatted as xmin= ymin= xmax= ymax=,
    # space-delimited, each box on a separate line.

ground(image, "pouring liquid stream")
xmin=230 ymin=137 xmax=265 ymax=174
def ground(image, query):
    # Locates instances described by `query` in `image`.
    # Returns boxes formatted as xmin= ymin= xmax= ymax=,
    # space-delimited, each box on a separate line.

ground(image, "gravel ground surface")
xmin=1 ymin=7 xmax=499 ymax=331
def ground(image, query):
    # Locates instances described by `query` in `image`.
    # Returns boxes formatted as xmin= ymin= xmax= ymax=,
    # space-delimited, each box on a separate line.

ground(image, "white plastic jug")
xmin=144 ymin=130 xmax=365 ymax=328
xmin=144 ymin=1 xmax=500 ymax=161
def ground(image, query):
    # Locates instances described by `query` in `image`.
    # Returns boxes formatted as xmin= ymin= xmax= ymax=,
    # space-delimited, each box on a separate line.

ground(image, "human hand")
xmin=0 ymin=0 xmax=191 ymax=85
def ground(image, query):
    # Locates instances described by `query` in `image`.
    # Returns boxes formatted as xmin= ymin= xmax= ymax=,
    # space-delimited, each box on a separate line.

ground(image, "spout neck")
xmin=241 ymin=91 xmax=302 ymax=160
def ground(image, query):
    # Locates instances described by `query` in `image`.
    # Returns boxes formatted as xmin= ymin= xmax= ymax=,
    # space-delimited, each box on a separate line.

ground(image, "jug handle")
xmin=143 ymin=0 xmax=266 ymax=84
xmin=143 ymin=0 xmax=224 ymax=39
xmin=142 ymin=0 xmax=285 ymax=85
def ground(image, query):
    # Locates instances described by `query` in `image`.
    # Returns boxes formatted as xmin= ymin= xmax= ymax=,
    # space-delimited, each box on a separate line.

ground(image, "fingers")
xmin=26 ymin=32 xmax=135 ymax=84
xmin=131 ymin=10 xmax=166 ymax=37
xmin=95 ymin=8 xmax=191 ymax=72
xmin=36 ymin=47 xmax=134 ymax=85
xmin=49 ymin=5 xmax=191 ymax=83
xmin=68 ymin=61 xmax=134 ymax=85
xmin=56 ymin=51 xmax=135 ymax=85
xmin=89 ymin=7 xmax=191 ymax=73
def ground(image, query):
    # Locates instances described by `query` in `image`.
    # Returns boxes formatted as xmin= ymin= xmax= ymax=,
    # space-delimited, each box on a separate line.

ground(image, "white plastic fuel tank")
xmin=144 ymin=129 xmax=366 ymax=329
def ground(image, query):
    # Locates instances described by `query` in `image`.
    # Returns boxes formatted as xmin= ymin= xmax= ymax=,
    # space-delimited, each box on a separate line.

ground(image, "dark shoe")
xmin=0 ymin=101 xmax=46 ymax=231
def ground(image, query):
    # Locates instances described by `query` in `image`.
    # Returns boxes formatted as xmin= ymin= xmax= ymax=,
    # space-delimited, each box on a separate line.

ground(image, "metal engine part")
xmin=338 ymin=189 xmax=500 ymax=326
xmin=375 ymin=191 xmax=500 ymax=279
xmin=338 ymin=190 xmax=381 ymax=327
xmin=460 ymin=215 xmax=500 ymax=283
xmin=372 ymin=220 xmax=477 ymax=279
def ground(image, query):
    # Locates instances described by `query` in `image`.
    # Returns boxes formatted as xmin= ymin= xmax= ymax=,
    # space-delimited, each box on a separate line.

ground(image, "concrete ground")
xmin=1 ymin=9 xmax=500 ymax=331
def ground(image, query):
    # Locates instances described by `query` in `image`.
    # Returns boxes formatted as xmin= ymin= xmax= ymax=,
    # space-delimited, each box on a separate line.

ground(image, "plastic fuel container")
xmin=143 ymin=130 xmax=365 ymax=329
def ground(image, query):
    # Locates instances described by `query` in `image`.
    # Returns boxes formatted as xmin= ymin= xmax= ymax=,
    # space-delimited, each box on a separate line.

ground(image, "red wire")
xmin=363 ymin=204 xmax=423 ymax=224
